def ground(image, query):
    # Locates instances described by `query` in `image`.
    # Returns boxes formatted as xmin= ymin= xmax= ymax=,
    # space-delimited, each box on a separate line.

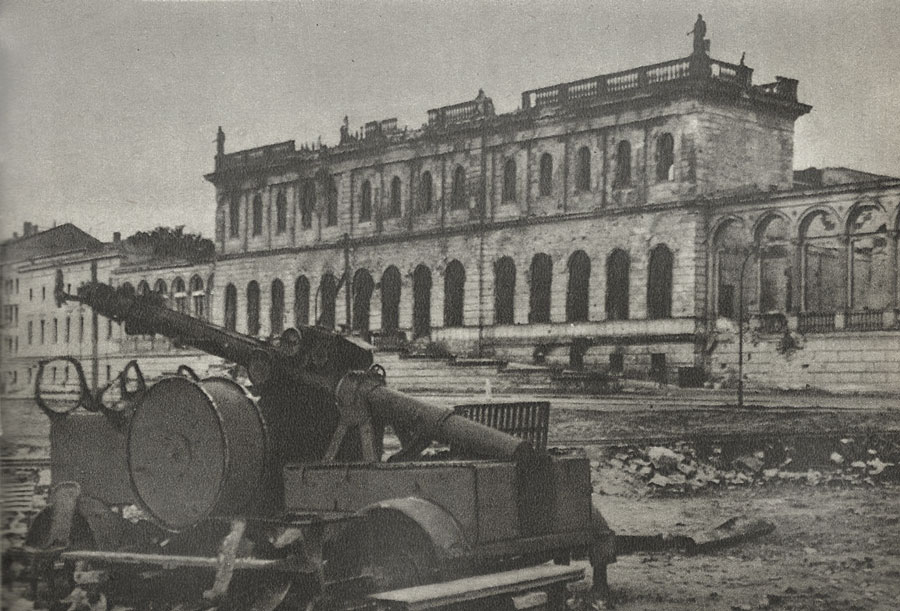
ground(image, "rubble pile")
xmin=595 ymin=436 xmax=899 ymax=495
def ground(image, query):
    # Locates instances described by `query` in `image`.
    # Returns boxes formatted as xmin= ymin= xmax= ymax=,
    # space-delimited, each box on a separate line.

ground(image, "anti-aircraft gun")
xmin=26 ymin=272 xmax=615 ymax=610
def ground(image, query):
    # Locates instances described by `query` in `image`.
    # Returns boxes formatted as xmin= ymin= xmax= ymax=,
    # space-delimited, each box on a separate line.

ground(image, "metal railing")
xmin=845 ymin=310 xmax=884 ymax=332
xmin=798 ymin=312 xmax=835 ymax=334
xmin=757 ymin=313 xmax=788 ymax=334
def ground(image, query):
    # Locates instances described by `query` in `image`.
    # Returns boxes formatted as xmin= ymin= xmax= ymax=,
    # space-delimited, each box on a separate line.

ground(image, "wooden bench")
xmin=369 ymin=563 xmax=584 ymax=610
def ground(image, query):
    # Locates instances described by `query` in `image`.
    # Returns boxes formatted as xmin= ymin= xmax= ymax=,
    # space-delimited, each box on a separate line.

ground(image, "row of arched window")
xmin=219 ymin=245 xmax=674 ymax=338
xmin=229 ymin=179 xmax=339 ymax=240
xmin=714 ymin=203 xmax=898 ymax=317
xmin=226 ymin=134 xmax=677 ymax=238
xmin=122 ymin=274 xmax=213 ymax=320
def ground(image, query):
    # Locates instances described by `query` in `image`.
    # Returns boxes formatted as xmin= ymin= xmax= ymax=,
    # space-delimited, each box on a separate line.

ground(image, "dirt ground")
xmin=588 ymin=484 xmax=900 ymax=611
xmin=3 ymin=394 xmax=900 ymax=610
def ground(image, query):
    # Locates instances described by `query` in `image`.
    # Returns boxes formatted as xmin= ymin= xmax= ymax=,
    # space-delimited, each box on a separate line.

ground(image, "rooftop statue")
xmin=688 ymin=14 xmax=707 ymax=55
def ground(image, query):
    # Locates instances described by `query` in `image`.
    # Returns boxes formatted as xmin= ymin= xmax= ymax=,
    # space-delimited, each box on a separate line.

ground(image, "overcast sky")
xmin=2 ymin=0 xmax=899 ymax=242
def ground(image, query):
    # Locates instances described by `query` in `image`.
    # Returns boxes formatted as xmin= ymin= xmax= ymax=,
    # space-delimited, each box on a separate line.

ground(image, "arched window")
xmin=566 ymin=251 xmax=590 ymax=322
xmin=360 ymin=180 xmax=372 ymax=222
xmin=252 ymin=194 xmax=263 ymax=236
xmin=605 ymin=249 xmax=629 ymax=321
xmin=848 ymin=205 xmax=890 ymax=311
xmin=381 ymin=266 xmax=402 ymax=334
xmin=352 ymin=270 xmax=375 ymax=335
xmin=614 ymin=140 xmax=631 ymax=188
xmin=494 ymin=257 xmax=516 ymax=325
xmin=656 ymin=133 xmax=675 ymax=182
xmin=539 ymin=153 xmax=553 ymax=197
xmin=575 ymin=146 xmax=591 ymax=192
xmin=120 ymin=282 xmax=135 ymax=296
xmin=502 ymin=159 xmax=517 ymax=203
xmin=413 ymin=265 xmax=432 ymax=339
xmin=224 ymin=284 xmax=237 ymax=331
xmin=529 ymin=253 xmax=552 ymax=323
xmin=419 ymin=172 xmax=433 ymax=213
xmin=154 ymin=279 xmax=168 ymax=305
xmin=444 ymin=260 xmax=465 ymax=327
xmin=270 ymin=279 xmax=285 ymax=336
xmin=294 ymin=276 xmax=310 ymax=327
xmin=229 ymin=194 xmax=240 ymax=238
xmin=647 ymin=245 xmax=673 ymax=319
xmin=189 ymin=275 xmax=205 ymax=319
xmin=713 ymin=220 xmax=754 ymax=318
xmin=756 ymin=216 xmax=791 ymax=313
xmin=451 ymin=166 xmax=467 ymax=210
xmin=137 ymin=280 xmax=150 ymax=296
xmin=172 ymin=277 xmax=187 ymax=314
xmin=275 ymin=191 xmax=287 ymax=234
xmin=300 ymin=180 xmax=315 ymax=229
xmin=325 ymin=177 xmax=338 ymax=227
xmin=206 ymin=273 xmax=215 ymax=318
xmin=318 ymin=274 xmax=337 ymax=329
xmin=388 ymin=177 xmax=402 ymax=218
xmin=247 ymin=281 xmax=260 ymax=335
xmin=799 ymin=211 xmax=840 ymax=313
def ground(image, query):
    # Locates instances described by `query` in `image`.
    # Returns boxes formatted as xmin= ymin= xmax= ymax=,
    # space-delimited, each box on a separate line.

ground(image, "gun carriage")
xmin=25 ymin=272 xmax=615 ymax=610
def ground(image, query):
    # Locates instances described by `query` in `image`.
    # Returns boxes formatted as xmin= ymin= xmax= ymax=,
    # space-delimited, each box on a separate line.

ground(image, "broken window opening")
xmin=566 ymin=250 xmax=591 ymax=322
xmin=294 ymin=276 xmax=310 ymax=327
xmin=494 ymin=257 xmax=516 ymax=325
xmin=605 ymin=249 xmax=629 ymax=321
xmin=444 ymin=260 xmax=465 ymax=327
xmin=381 ymin=266 xmax=402 ymax=335
xmin=529 ymin=253 xmax=552 ymax=323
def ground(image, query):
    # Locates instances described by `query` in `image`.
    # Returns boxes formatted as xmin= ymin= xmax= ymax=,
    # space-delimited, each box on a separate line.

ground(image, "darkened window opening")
xmin=614 ymin=140 xmax=631 ymax=188
xmin=539 ymin=153 xmax=553 ymax=197
xmin=294 ymin=276 xmax=310 ymax=327
xmin=381 ymin=266 xmax=402 ymax=334
xmin=229 ymin=195 xmax=240 ymax=237
xmin=650 ymin=353 xmax=667 ymax=384
xmin=246 ymin=281 xmax=260 ymax=336
xmin=609 ymin=353 xmax=624 ymax=374
xmin=270 ymin=279 xmax=285 ymax=336
xmin=412 ymin=265 xmax=432 ymax=339
xmin=388 ymin=177 xmax=402 ymax=218
xmin=252 ymin=194 xmax=263 ymax=236
xmin=419 ymin=172 xmax=433 ymax=213
xmin=318 ymin=274 xmax=337 ymax=329
xmin=325 ymin=178 xmax=338 ymax=227
xmin=494 ymin=257 xmax=516 ymax=325
xmin=566 ymin=250 xmax=590 ymax=322
xmin=360 ymin=180 xmax=372 ymax=222
xmin=647 ymin=244 xmax=673 ymax=319
xmin=275 ymin=191 xmax=287 ymax=234
xmin=300 ymin=180 xmax=315 ymax=229
xmin=444 ymin=260 xmax=465 ymax=327
xmin=575 ymin=146 xmax=591 ymax=192
xmin=502 ymin=159 xmax=517 ymax=203
xmin=529 ymin=253 xmax=552 ymax=323
xmin=352 ymin=269 xmax=374 ymax=336
xmin=656 ymin=133 xmax=675 ymax=182
xmin=451 ymin=166 xmax=467 ymax=210
xmin=606 ymin=249 xmax=630 ymax=320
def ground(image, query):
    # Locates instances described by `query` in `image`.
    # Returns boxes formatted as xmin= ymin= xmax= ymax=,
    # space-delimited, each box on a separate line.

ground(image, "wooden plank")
xmin=369 ymin=564 xmax=583 ymax=610
xmin=60 ymin=550 xmax=277 ymax=570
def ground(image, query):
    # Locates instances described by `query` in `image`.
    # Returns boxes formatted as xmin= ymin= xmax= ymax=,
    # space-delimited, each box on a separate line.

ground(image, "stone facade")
xmin=3 ymin=39 xmax=899 ymax=394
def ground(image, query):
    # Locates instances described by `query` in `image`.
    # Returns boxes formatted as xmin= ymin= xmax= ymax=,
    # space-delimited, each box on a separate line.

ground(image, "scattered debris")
xmin=593 ymin=436 xmax=899 ymax=495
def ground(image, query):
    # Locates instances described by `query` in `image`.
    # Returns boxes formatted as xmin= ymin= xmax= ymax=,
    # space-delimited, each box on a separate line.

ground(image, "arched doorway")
xmin=381 ymin=266 xmax=402 ymax=335
xmin=352 ymin=269 xmax=375 ymax=336
xmin=412 ymin=265 xmax=432 ymax=339
xmin=444 ymin=260 xmax=465 ymax=328
xmin=566 ymin=251 xmax=590 ymax=322
xmin=647 ymin=244 xmax=673 ymax=319
xmin=494 ymin=257 xmax=516 ymax=325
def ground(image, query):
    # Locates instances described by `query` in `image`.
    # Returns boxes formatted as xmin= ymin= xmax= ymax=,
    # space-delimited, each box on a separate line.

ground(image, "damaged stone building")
xmin=195 ymin=35 xmax=900 ymax=391
xmin=4 ymin=31 xmax=899 ymax=393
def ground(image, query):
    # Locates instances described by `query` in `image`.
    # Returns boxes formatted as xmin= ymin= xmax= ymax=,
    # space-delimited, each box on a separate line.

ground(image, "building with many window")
xmin=3 ymin=27 xmax=899 ymax=394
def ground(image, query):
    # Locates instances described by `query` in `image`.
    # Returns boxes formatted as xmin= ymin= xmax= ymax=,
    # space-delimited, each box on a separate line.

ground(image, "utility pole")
xmin=90 ymin=260 xmax=99 ymax=392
